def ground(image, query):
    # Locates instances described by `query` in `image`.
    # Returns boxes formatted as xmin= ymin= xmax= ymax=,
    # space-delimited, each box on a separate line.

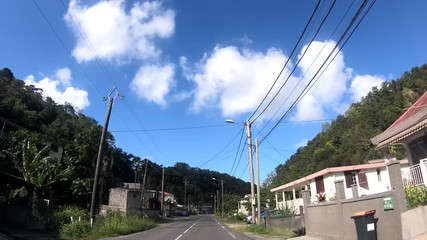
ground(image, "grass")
xmin=217 ymin=215 xmax=296 ymax=239
xmin=58 ymin=209 xmax=158 ymax=240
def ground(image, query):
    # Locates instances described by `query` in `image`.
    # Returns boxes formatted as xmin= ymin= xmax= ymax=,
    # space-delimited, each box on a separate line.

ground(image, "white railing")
xmin=401 ymin=159 xmax=427 ymax=187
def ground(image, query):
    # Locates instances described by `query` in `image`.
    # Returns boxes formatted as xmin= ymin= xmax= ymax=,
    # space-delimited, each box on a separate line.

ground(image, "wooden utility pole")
xmin=90 ymin=88 xmax=122 ymax=225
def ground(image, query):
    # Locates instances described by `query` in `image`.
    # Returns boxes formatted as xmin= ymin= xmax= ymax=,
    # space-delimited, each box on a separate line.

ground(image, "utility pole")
xmin=90 ymin=87 xmax=122 ymax=225
xmin=141 ymin=158 xmax=149 ymax=209
xmin=213 ymin=194 xmax=216 ymax=214
xmin=184 ymin=179 xmax=189 ymax=211
xmin=255 ymin=138 xmax=261 ymax=225
xmin=221 ymin=179 xmax=224 ymax=217
xmin=245 ymin=120 xmax=256 ymax=224
xmin=161 ymin=168 xmax=165 ymax=218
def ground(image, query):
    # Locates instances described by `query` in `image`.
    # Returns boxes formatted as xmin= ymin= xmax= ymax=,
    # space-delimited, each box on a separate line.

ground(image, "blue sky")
xmin=1 ymin=0 xmax=426 ymax=184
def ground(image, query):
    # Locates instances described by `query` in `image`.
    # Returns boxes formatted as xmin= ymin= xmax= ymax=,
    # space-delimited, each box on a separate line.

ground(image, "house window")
xmin=409 ymin=135 xmax=427 ymax=165
xmin=345 ymin=171 xmax=357 ymax=188
xmin=315 ymin=176 xmax=325 ymax=193
xmin=376 ymin=169 xmax=381 ymax=182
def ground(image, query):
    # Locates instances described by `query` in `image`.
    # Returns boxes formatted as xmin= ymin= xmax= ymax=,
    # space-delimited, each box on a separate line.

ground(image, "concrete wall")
xmin=268 ymin=215 xmax=303 ymax=230
xmin=402 ymin=206 xmax=427 ymax=240
xmin=306 ymin=191 xmax=403 ymax=240
xmin=126 ymin=190 xmax=141 ymax=209
xmin=109 ymin=188 xmax=128 ymax=207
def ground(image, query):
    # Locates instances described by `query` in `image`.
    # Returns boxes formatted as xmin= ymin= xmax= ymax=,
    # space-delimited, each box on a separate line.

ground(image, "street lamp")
xmin=212 ymin=178 xmax=224 ymax=217
xmin=225 ymin=119 xmax=256 ymax=224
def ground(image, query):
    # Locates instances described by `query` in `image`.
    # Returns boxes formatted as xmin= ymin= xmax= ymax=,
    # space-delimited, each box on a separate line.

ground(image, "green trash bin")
xmin=351 ymin=210 xmax=377 ymax=240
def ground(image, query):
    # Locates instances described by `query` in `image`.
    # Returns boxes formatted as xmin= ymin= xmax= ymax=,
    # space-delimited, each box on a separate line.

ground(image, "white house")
xmin=270 ymin=159 xmax=409 ymax=211
xmin=237 ymin=194 xmax=250 ymax=216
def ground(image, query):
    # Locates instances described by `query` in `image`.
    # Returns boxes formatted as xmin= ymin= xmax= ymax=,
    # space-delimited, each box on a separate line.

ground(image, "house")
xmin=237 ymin=194 xmax=250 ymax=216
xmin=270 ymin=159 xmax=409 ymax=210
xmin=371 ymin=90 xmax=427 ymax=187
xmin=101 ymin=183 xmax=175 ymax=219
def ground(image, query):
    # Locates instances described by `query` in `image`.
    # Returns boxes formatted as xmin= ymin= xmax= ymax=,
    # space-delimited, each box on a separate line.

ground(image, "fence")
xmin=401 ymin=158 xmax=427 ymax=187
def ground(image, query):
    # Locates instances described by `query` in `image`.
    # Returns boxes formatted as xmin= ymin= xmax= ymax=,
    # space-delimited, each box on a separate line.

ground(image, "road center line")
xmin=177 ymin=217 xmax=201 ymax=239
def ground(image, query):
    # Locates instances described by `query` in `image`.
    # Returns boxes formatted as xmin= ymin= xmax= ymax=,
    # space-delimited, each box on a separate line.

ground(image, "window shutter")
xmin=344 ymin=171 xmax=353 ymax=188
xmin=358 ymin=170 xmax=369 ymax=189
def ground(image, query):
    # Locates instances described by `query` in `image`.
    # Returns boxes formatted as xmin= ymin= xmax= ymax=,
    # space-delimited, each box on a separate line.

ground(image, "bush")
xmin=88 ymin=211 xmax=157 ymax=239
xmin=245 ymin=224 xmax=295 ymax=238
xmin=60 ymin=220 xmax=91 ymax=240
xmin=48 ymin=206 xmax=88 ymax=231
xmin=405 ymin=185 xmax=427 ymax=209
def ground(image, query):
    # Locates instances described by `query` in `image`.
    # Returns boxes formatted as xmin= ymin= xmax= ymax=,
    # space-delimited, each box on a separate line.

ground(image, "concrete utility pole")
xmin=245 ymin=120 xmax=256 ymax=224
xmin=221 ymin=179 xmax=224 ymax=217
xmin=90 ymin=87 xmax=122 ymax=224
xmin=225 ymin=119 xmax=255 ymax=223
xmin=141 ymin=158 xmax=149 ymax=209
xmin=184 ymin=179 xmax=189 ymax=211
xmin=255 ymin=138 xmax=261 ymax=225
xmin=161 ymin=168 xmax=165 ymax=218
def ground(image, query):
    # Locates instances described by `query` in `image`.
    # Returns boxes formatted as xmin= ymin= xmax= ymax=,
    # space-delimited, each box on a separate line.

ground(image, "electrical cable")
xmin=259 ymin=0 xmax=374 ymax=145
xmin=251 ymin=0 xmax=337 ymax=123
xmin=248 ymin=0 xmax=322 ymax=121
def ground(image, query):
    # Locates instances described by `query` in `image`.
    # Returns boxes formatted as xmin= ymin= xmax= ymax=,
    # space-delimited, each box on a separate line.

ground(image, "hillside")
xmin=268 ymin=64 xmax=427 ymax=188
xmin=0 ymin=68 xmax=250 ymax=210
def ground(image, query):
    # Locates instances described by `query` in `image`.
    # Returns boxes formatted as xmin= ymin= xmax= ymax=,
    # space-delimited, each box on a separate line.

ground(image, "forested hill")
xmin=268 ymin=64 xmax=427 ymax=188
xmin=0 ymin=68 xmax=250 ymax=209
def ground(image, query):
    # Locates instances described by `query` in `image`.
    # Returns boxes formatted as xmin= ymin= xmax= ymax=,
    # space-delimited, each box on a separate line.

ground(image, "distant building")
xmin=237 ymin=194 xmax=251 ymax=216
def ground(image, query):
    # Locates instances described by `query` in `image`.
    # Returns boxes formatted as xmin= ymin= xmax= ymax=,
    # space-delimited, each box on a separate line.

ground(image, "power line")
xmin=198 ymin=128 xmax=243 ymax=168
xmin=248 ymin=0 xmax=322 ymax=121
xmin=259 ymin=0 xmax=374 ymax=145
xmin=254 ymin=0 xmax=355 ymax=138
xmin=32 ymin=0 xmax=104 ymax=98
xmin=229 ymin=127 xmax=245 ymax=175
xmin=251 ymin=0 xmax=337 ymax=123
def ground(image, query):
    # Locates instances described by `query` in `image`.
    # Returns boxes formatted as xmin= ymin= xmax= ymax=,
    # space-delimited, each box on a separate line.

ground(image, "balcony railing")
xmin=401 ymin=158 xmax=427 ymax=187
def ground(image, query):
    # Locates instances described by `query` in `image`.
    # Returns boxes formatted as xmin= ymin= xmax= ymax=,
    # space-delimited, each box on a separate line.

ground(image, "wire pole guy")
xmin=90 ymin=87 xmax=123 ymax=225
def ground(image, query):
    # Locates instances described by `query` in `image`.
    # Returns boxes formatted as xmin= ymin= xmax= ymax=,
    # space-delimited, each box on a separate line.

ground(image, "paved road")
xmin=104 ymin=215 xmax=254 ymax=240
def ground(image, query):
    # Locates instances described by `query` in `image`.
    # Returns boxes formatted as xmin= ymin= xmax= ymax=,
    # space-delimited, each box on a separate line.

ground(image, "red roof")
xmin=371 ymin=91 xmax=427 ymax=148
xmin=270 ymin=160 xmax=408 ymax=193
xmin=387 ymin=91 xmax=427 ymax=130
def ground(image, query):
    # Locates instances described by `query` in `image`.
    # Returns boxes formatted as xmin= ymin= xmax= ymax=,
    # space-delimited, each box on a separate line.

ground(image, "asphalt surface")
xmin=104 ymin=215 xmax=255 ymax=240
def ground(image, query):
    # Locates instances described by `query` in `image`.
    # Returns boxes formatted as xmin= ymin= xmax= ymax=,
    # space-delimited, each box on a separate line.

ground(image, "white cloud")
xmin=24 ymin=69 xmax=90 ymax=110
xmin=130 ymin=63 xmax=175 ymax=107
xmin=183 ymin=45 xmax=296 ymax=118
xmin=55 ymin=67 xmax=71 ymax=86
xmin=292 ymin=40 xmax=350 ymax=121
xmin=182 ymin=40 xmax=386 ymax=122
xmin=350 ymin=74 xmax=384 ymax=102
xmin=65 ymin=0 xmax=175 ymax=63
